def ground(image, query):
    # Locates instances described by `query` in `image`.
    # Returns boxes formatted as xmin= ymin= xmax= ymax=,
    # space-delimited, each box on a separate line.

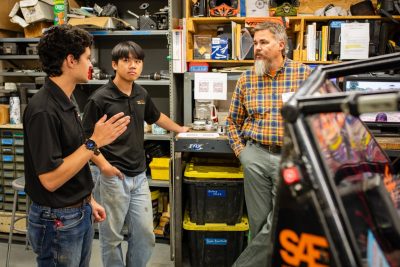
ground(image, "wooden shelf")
xmin=188 ymin=59 xmax=253 ymax=64
xmin=301 ymin=61 xmax=341 ymax=64
xmin=185 ymin=15 xmax=400 ymax=66
xmin=187 ymin=15 xmax=400 ymax=21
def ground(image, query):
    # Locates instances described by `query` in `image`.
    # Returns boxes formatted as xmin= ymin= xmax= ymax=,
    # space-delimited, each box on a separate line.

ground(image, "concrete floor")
xmin=1 ymin=238 xmax=174 ymax=267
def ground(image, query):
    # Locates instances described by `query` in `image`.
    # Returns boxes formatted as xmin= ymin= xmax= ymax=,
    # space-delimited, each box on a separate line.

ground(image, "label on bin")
xmin=207 ymin=189 xmax=226 ymax=197
xmin=205 ymin=238 xmax=227 ymax=246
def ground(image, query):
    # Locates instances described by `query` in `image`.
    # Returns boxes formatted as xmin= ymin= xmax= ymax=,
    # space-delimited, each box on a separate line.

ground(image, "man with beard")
xmin=226 ymin=21 xmax=311 ymax=266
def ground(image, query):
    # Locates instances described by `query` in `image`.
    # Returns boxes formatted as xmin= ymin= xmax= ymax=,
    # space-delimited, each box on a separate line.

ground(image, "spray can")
xmin=54 ymin=0 xmax=65 ymax=25
xmin=9 ymin=92 xmax=20 ymax=124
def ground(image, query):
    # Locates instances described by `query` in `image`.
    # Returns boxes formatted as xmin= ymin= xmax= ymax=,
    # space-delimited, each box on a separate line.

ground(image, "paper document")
xmin=340 ymin=23 xmax=369 ymax=60
xmin=194 ymin=73 xmax=227 ymax=100
xmin=177 ymin=132 xmax=220 ymax=138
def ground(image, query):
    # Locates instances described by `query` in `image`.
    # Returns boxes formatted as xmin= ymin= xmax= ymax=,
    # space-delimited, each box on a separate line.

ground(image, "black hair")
xmin=111 ymin=41 xmax=145 ymax=62
xmin=38 ymin=24 xmax=93 ymax=77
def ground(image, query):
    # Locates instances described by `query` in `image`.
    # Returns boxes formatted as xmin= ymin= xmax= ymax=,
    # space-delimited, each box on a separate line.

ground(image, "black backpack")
xmin=378 ymin=0 xmax=400 ymax=23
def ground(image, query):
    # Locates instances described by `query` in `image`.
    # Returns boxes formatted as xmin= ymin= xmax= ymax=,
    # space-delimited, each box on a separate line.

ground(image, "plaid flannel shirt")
xmin=227 ymin=58 xmax=311 ymax=156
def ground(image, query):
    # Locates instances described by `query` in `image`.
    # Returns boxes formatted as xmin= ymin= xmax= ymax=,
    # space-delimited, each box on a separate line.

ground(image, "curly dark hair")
xmin=38 ymin=24 xmax=93 ymax=77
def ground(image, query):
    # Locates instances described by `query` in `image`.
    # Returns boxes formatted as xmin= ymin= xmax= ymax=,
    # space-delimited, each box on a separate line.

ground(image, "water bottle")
xmin=9 ymin=92 xmax=20 ymax=124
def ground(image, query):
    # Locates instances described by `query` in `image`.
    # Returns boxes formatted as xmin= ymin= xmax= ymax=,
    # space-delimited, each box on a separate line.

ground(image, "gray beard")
xmin=254 ymin=60 xmax=269 ymax=76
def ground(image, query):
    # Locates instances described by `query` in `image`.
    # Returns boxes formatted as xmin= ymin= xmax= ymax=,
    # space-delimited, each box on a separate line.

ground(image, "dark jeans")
xmin=28 ymin=202 xmax=94 ymax=267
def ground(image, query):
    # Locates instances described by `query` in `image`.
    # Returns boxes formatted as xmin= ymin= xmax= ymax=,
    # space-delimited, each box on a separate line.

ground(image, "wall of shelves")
xmin=184 ymin=6 xmax=400 ymax=67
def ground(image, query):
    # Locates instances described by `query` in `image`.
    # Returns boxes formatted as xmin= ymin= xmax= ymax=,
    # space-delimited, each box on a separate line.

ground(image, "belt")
xmin=251 ymin=140 xmax=282 ymax=154
xmin=65 ymin=195 xmax=91 ymax=208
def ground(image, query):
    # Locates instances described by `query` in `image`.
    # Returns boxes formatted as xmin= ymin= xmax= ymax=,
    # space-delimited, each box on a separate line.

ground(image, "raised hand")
xmin=90 ymin=112 xmax=130 ymax=147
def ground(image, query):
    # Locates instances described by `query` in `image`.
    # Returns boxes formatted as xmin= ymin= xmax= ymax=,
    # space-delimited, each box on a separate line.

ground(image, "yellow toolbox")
xmin=149 ymin=157 xmax=170 ymax=180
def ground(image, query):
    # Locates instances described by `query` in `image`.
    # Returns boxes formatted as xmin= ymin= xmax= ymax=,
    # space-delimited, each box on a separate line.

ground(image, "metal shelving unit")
xmin=0 ymin=55 xmax=39 ymax=60
xmin=0 ymin=72 xmax=46 ymax=77
xmin=86 ymin=79 xmax=170 ymax=86
xmin=91 ymin=30 xmax=169 ymax=36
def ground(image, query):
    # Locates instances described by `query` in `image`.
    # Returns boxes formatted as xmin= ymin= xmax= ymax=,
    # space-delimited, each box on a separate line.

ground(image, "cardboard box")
xmin=68 ymin=17 xmax=130 ymax=29
xmin=20 ymin=0 xmax=54 ymax=24
xmin=0 ymin=29 xmax=21 ymax=38
xmin=0 ymin=0 xmax=23 ymax=32
xmin=298 ymin=0 xmax=377 ymax=15
xmin=24 ymin=21 xmax=52 ymax=38
xmin=68 ymin=0 xmax=80 ymax=9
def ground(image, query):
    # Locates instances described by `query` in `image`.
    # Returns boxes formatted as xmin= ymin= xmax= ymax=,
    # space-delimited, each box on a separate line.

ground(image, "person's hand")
xmin=101 ymin=164 xmax=124 ymax=180
xmin=91 ymin=112 xmax=130 ymax=147
xmin=91 ymin=198 xmax=106 ymax=223
xmin=91 ymin=199 xmax=106 ymax=223
xmin=179 ymin=126 xmax=190 ymax=133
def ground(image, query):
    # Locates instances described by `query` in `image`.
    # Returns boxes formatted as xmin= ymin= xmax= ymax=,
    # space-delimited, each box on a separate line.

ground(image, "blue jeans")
xmin=90 ymin=164 xmax=101 ymax=203
xmin=98 ymin=170 xmax=155 ymax=267
xmin=28 ymin=202 xmax=94 ymax=267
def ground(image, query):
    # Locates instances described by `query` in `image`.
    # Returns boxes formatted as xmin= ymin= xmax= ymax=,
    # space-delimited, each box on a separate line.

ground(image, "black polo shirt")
xmin=82 ymin=78 xmax=161 ymax=177
xmin=24 ymin=78 xmax=93 ymax=208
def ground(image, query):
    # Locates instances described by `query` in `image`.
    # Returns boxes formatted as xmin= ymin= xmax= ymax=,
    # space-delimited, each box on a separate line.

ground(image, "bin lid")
xmin=149 ymin=157 xmax=170 ymax=168
xmin=183 ymin=210 xmax=249 ymax=231
xmin=184 ymin=161 xmax=243 ymax=179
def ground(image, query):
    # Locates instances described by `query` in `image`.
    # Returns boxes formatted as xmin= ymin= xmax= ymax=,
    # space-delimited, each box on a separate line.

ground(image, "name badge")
xmin=282 ymin=92 xmax=295 ymax=103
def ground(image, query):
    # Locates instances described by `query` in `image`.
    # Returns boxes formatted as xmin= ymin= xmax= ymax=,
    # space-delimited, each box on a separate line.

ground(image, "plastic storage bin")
xmin=184 ymin=159 xmax=244 ymax=225
xmin=149 ymin=157 xmax=170 ymax=180
xmin=183 ymin=211 xmax=249 ymax=267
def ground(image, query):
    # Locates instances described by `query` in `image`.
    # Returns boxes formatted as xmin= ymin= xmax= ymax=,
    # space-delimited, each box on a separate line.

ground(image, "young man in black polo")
xmin=23 ymin=25 xmax=130 ymax=266
xmin=82 ymin=41 xmax=189 ymax=267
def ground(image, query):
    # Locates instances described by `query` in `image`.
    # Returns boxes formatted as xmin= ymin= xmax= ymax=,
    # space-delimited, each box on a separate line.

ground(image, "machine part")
xmin=127 ymin=10 xmax=139 ymax=19
xmin=192 ymin=120 xmax=206 ymax=130
xmin=153 ymin=9 xmax=169 ymax=30
xmin=92 ymin=67 xmax=111 ymax=80
xmin=140 ymin=2 xmax=150 ymax=10
xmin=138 ymin=2 xmax=157 ymax=30
xmin=100 ymin=3 xmax=118 ymax=17
xmin=140 ymin=72 xmax=169 ymax=80
xmin=26 ymin=44 xmax=38 ymax=55
xmin=2 ymin=43 xmax=17 ymax=55
xmin=128 ymin=4 xmax=168 ymax=30
xmin=139 ymin=16 xmax=157 ymax=30
xmin=192 ymin=0 xmax=207 ymax=17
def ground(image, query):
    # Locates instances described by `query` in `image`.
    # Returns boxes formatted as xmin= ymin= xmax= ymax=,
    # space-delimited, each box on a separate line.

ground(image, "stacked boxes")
xmin=0 ymin=129 xmax=25 ymax=213
xmin=183 ymin=158 xmax=247 ymax=266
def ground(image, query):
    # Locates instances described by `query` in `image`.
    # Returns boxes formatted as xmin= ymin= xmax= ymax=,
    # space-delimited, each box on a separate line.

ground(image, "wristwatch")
xmin=84 ymin=139 xmax=100 ymax=155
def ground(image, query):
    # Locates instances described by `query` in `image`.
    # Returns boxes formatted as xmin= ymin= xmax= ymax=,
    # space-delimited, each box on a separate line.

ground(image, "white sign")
xmin=194 ymin=73 xmax=227 ymax=100
xmin=340 ymin=23 xmax=369 ymax=60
